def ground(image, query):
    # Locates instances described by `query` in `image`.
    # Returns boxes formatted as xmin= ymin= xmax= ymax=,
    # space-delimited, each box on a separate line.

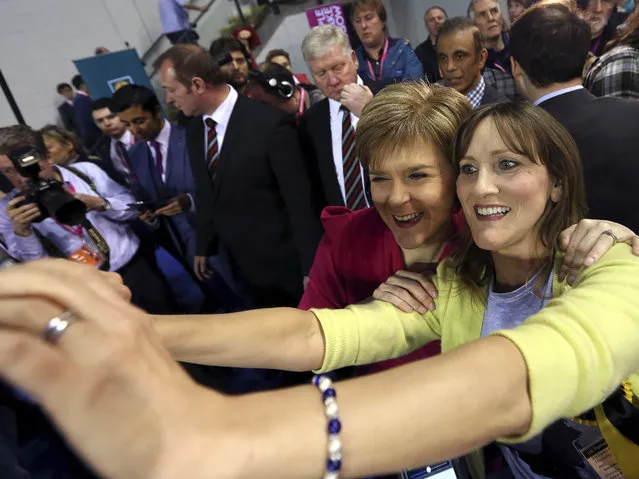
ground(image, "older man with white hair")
xmin=298 ymin=25 xmax=374 ymax=211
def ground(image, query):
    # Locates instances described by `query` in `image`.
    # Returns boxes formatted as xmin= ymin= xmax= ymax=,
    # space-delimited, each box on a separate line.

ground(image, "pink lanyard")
xmin=366 ymin=37 xmax=389 ymax=81
xmin=297 ymin=87 xmax=307 ymax=119
xmin=591 ymin=35 xmax=602 ymax=55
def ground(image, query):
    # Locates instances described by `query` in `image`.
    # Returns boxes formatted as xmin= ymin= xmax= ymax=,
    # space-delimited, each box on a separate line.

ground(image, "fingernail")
xmin=418 ymin=306 xmax=427 ymax=313
xmin=584 ymin=257 xmax=594 ymax=266
xmin=432 ymin=292 xmax=438 ymax=298
xmin=428 ymin=303 xmax=436 ymax=311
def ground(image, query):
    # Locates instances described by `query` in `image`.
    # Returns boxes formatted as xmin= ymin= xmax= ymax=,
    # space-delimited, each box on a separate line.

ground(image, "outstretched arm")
xmin=154 ymin=308 xmax=325 ymax=372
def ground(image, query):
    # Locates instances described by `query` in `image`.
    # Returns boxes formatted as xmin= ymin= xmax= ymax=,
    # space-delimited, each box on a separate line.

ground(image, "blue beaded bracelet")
xmin=313 ymin=374 xmax=343 ymax=479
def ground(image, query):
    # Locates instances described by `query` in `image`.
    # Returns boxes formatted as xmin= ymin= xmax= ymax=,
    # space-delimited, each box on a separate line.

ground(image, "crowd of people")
xmin=0 ymin=0 xmax=638 ymax=477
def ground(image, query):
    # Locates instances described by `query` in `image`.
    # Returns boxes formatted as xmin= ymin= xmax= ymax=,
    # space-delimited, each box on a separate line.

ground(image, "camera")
xmin=7 ymin=146 xmax=86 ymax=226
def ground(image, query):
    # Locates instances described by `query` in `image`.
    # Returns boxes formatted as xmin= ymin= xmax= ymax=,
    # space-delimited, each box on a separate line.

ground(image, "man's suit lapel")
xmin=316 ymin=100 xmax=344 ymax=207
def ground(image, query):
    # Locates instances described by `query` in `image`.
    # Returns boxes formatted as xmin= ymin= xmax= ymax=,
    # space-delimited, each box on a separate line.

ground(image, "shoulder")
xmin=482 ymin=84 xmax=509 ymax=104
xmin=300 ymin=98 xmax=329 ymax=124
xmin=320 ymin=206 xmax=388 ymax=250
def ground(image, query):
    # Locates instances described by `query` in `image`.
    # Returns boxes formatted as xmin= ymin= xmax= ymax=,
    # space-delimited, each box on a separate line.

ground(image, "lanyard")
xmin=297 ymin=87 xmax=307 ymax=119
xmin=491 ymin=60 xmax=506 ymax=73
xmin=591 ymin=35 xmax=602 ymax=55
xmin=366 ymin=37 xmax=389 ymax=81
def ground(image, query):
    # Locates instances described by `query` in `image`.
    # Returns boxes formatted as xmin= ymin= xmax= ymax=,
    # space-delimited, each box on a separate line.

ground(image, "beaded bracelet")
xmin=313 ymin=374 xmax=343 ymax=479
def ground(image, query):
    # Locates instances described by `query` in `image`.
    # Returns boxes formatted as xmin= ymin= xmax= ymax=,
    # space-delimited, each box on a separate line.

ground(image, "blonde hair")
xmin=301 ymin=25 xmax=352 ymax=64
xmin=356 ymin=82 xmax=473 ymax=171
xmin=39 ymin=125 xmax=81 ymax=154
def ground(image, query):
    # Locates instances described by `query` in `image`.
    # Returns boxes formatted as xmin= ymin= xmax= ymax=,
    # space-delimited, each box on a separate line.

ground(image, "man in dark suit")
xmin=71 ymin=75 xmax=101 ymax=149
xmin=436 ymin=17 xmax=508 ymax=108
xmin=154 ymin=44 xmax=324 ymax=309
xmin=298 ymin=25 xmax=375 ymax=210
xmin=89 ymin=98 xmax=134 ymax=186
xmin=56 ymin=83 xmax=77 ymax=133
xmin=511 ymin=4 xmax=639 ymax=232
xmin=111 ymin=84 xmax=235 ymax=314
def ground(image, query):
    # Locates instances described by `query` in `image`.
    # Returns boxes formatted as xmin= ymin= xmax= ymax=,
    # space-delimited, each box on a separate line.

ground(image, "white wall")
xmin=0 ymin=0 xmax=209 ymax=129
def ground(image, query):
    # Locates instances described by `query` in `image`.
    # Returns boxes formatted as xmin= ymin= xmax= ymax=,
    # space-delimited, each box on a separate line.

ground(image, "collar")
xmin=465 ymin=76 xmax=486 ymax=109
xmin=534 ymin=85 xmax=584 ymax=106
xmin=203 ymin=85 xmax=238 ymax=129
xmin=76 ymin=91 xmax=88 ymax=97
xmin=148 ymin=119 xmax=171 ymax=148
xmin=328 ymin=76 xmax=364 ymax=115
xmin=362 ymin=36 xmax=390 ymax=61
xmin=113 ymin=129 xmax=135 ymax=147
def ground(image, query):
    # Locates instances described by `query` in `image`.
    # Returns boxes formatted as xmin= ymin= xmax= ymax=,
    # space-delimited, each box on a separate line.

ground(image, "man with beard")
xmin=580 ymin=0 xmax=628 ymax=56
xmin=209 ymin=37 xmax=250 ymax=94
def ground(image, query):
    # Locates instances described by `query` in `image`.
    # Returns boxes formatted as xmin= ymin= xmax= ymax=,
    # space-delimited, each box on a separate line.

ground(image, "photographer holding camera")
xmin=0 ymin=125 xmax=173 ymax=314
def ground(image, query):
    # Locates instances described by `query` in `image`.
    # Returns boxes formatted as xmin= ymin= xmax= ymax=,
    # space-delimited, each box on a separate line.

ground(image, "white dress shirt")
xmin=328 ymin=76 xmax=369 ymax=207
xmin=147 ymin=120 xmax=172 ymax=183
xmin=202 ymin=85 xmax=238 ymax=155
xmin=109 ymin=129 xmax=136 ymax=176
xmin=534 ymin=85 xmax=584 ymax=105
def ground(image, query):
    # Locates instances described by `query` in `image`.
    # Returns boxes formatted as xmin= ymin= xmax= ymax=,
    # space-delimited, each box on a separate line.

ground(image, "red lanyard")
xmin=591 ymin=34 xmax=602 ymax=55
xmin=297 ymin=88 xmax=307 ymax=119
xmin=366 ymin=37 xmax=389 ymax=81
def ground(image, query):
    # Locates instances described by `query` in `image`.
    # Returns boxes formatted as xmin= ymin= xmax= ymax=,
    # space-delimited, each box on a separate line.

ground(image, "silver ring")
xmin=601 ymin=229 xmax=618 ymax=246
xmin=42 ymin=311 xmax=76 ymax=344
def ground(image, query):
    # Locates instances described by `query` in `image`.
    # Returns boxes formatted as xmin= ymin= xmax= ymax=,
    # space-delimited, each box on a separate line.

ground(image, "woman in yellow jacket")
xmin=0 ymin=98 xmax=638 ymax=479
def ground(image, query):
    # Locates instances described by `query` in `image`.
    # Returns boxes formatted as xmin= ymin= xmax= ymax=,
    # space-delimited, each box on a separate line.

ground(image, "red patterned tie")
xmin=341 ymin=106 xmax=366 ymax=210
xmin=205 ymin=118 xmax=219 ymax=176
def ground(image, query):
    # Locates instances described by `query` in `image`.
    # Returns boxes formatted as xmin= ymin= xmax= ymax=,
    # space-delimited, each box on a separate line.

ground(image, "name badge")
xmin=573 ymin=428 xmax=624 ymax=478
xmin=68 ymin=243 xmax=103 ymax=268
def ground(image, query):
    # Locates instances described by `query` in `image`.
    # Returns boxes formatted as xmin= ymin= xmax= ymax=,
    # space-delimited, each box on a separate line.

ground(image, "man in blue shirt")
xmin=159 ymin=0 xmax=208 ymax=45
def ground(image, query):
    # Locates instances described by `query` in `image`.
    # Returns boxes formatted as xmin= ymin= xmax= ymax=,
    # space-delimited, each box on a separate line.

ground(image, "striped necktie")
xmin=205 ymin=118 xmax=219 ymax=177
xmin=340 ymin=106 xmax=366 ymax=210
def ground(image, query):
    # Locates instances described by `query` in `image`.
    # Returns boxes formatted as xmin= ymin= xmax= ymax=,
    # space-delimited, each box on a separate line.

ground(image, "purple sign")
xmin=306 ymin=3 xmax=348 ymax=34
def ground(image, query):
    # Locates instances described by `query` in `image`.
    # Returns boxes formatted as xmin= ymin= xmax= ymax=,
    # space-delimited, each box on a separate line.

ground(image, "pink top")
xmin=300 ymin=206 xmax=461 ymax=374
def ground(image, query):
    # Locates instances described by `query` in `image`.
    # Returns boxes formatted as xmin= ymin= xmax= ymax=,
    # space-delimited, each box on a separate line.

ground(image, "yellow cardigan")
xmin=312 ymin=244 xmax=639 ymax=477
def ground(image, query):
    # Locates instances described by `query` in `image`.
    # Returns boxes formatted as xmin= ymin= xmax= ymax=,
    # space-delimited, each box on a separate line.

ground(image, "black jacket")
xmin=185 ymin=95 xmax=324 ymax=307
xmin=539 ymin=88 xmax=639 ymax=231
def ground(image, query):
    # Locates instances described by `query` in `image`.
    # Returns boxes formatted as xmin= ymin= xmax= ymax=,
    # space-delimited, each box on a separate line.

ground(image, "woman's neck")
xmin=491 ymin=251 xmax=549 ymax=292
xmin=485 ymin=34 xmax=505 ymax=51
xmin=401 ymin=240 xmax=446 ymax=267
xmin=365 ymin=36 xmax=386 ymax=60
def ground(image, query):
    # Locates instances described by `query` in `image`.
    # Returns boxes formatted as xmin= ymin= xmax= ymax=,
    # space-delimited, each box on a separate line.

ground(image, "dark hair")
xmin=425 ymin=5 xmax=448 ymax=19
xmin=351 ymin=0 xmax=388 ymax=23
xmin=209 ymin=37 xmax=247 ymax=59
xmin=437 ymin=17 xmax=484 ymax=58
xmin=71 ymin=74 xmax=84 ymax=90
xmin=606 ymin=8 xmax=639 ymax=51
xmin=248 ymin=63 xmax=296 ymax=100
xmin=265 ymin=49 xmax=291 ymax=63
xmin=56 ymin=83 xmax=72 ymax=93
xmin=510 ymin=4 xmax=591 ymax=87
xmin=451 ymin=102 xmax=586 ymax=295
xmin=91 ymin=97 xmax=115 ymax=113
xmin=154 ymin=44 xmax=224 ymax=87
xmin=0 ymin=125 xmax=47 ymax=159
xmin=261 ymin=62 xmax=295 ymax=85
xmin=111 ymin=84 xmax=160 ymax=115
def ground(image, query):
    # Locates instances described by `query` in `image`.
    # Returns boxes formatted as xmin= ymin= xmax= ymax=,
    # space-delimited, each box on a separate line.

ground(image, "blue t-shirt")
xmin=159 ymin=0 xmax=190 ymax=34
xmin=482 ymin=270 xmax=599 ymax=479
